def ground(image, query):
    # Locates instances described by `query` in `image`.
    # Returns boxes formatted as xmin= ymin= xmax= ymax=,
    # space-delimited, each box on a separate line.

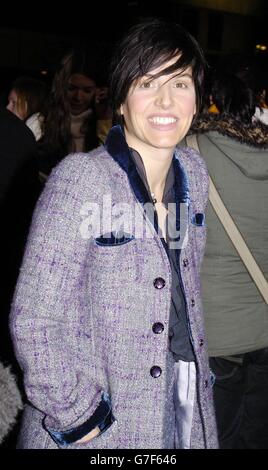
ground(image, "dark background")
xmin=0 ymin=0 xmax=267 ymax=99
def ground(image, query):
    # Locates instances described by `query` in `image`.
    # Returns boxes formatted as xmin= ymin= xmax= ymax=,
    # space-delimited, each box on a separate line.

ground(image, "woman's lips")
xmin=148 ymin=115 xmax=179 ymax=130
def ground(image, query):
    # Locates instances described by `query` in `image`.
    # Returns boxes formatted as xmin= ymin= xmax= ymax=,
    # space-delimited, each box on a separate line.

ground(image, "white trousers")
xmin=173 ymin=360 xmax=196 ymax=449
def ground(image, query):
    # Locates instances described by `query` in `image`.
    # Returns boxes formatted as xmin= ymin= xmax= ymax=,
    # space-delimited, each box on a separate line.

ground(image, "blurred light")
xmin=256 ymin=44 xmax=267 ymax=51
xmin=40 ymin=70 xmax=48 ymax=75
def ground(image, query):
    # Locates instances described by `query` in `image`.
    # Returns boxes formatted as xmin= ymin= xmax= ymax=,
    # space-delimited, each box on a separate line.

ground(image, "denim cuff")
xmin=46 ymin=391 xmax=114 ymax=446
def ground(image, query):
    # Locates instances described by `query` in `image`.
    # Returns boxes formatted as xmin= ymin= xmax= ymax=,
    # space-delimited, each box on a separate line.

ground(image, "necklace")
xmin=151 ymin=192 xmax=157 ymax=205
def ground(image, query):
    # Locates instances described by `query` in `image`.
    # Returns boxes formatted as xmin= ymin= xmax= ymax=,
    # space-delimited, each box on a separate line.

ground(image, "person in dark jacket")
xmin=0 ymin=106 xmax=40 ymax=395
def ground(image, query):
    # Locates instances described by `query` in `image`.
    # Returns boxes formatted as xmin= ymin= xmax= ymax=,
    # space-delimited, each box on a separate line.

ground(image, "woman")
xmin=10 ymin=18 xmax=218 ymax=449
xmin=38 ymin=46 xmax=112 ymax=178
xmin=189 ymin=73 xmax=268 ymax=448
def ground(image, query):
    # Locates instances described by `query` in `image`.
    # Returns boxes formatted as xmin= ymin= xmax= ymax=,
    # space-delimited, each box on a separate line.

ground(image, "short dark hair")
xmin=57 ymin=47 xmax=104 ymax=90
xmin=212 ymin=73 xmax=256 ymax=121
xmin=11 ymin=76 xmax=47 ymax=119
xmin=109 ymin=17 xmax=207 ymax=122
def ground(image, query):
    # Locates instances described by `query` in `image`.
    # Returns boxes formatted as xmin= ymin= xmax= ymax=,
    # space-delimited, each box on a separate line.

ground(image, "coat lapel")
xmin=105 ymin=125 xmax=151 ymax=206
xmin=173 ymin=150 xmax=190 ymax=238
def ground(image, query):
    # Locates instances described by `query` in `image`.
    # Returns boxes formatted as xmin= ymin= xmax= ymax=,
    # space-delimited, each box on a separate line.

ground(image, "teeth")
xmin=149 ymin=117 xmax=177 ymax=125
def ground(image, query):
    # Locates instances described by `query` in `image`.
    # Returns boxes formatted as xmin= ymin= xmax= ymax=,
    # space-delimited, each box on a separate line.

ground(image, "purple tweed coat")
xmin=10 ymin=126 xmax=218 ymax=449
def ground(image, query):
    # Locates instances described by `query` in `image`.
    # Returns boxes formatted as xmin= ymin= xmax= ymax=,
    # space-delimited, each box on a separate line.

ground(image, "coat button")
xmin=183 ymin=258 xmax=189 ymax=267
xmin=153 ymin=277 xmax=166 ymax=289
xmin=152 ymin=322 xmax=164 ymax=334
xmin=150 ymin=366 xmax=162 ymax=378
xmin=199 ymin=338 xmax=204 ymax=346
xmin=191 ymin=299 xmax=195 ymax=307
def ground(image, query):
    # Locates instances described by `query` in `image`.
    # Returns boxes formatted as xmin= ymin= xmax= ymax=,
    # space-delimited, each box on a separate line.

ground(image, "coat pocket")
xmin=94 ymin=232 xmax=135 ymax=247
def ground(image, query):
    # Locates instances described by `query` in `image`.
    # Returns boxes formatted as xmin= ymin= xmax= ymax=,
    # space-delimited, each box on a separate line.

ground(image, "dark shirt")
xmin=131 ymin=149 xmax=195 ymax=362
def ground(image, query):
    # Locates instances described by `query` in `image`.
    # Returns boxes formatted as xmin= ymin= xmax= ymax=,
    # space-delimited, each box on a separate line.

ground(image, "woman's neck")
xmin=144 ymin=157 xmax=172 ymax=202
xmin=135 ymin=145 xmax=173 ymax=202
xmin=124 ymin=129 xmax=174 ymax=202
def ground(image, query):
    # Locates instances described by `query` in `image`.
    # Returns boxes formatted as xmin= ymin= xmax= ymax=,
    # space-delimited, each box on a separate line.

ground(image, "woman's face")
xmin=67 ymin=73 xmax=97 ymax=115
xmin=6 ymin=89 xmax=26 ymax=120
xmin=120 ymin=58 xmax=196 ymax=158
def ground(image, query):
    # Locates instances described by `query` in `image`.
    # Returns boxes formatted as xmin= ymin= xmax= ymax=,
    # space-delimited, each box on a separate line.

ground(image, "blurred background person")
xmin=0 ymin=105 xmax=41 ymax=447
xmin=184 ymin=71 xmax=268 ymax=448
xmin=38 ymin=46 xmax=112 ymax=179
xmin=250 ymin=74 xmax=268 ymax=125
xmin=208 ymin=54 xmax=268 ymax=124
xmin=233 ymin=56 xmax=268 ymax=125
xmin=6 ymin=76 xmax=47 ymax=141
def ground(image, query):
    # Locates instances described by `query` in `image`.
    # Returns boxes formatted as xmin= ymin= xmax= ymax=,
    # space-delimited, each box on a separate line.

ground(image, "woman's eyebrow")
xmin=138 ymin=71 xmax=193 ymax=83
xmin=173 ymin=72 xmax=193 ymax=79
xmin=141 ymin=74 xmax=155 ymax=79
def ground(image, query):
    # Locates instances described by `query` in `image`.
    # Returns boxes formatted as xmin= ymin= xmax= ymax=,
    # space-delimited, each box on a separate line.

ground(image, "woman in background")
xmin=38 ymin=46 xmax=112 ymax=178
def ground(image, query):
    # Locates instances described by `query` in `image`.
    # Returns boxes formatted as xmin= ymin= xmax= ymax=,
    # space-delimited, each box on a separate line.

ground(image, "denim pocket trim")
xmin=95 ymin=233 xmax=135 ymax=247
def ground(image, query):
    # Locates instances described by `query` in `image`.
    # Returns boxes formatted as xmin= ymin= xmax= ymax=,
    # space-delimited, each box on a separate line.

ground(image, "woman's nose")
xmin=74 ymin=89 xmax=84 ymax=101
xmin=155 ymin=84 xmax=174 ymax=109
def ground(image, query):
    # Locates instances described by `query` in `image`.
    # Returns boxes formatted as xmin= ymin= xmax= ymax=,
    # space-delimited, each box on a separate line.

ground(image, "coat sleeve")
xmin=9 ymin=154 xmax=113 ymax=445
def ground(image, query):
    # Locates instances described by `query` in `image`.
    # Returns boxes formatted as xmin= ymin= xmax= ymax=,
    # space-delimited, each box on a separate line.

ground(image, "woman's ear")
xmin=120 ymin=104 xmax=124 ymax=116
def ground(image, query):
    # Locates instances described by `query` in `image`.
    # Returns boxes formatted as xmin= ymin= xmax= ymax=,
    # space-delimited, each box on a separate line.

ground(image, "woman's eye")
xmin=140 ymin=81 xmax=154 ymax=89
xmin=175 ymin=82 xmax=187 ymax=89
